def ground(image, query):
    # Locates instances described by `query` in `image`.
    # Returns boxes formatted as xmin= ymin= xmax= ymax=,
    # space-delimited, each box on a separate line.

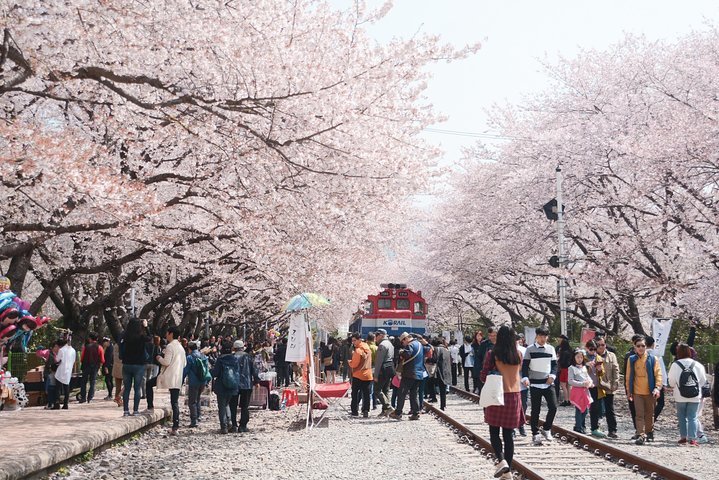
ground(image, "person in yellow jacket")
xmin=349 ymin=333 xmax=373 ymax=418
xmin=625 ymin=336 xmax=662 ymax=445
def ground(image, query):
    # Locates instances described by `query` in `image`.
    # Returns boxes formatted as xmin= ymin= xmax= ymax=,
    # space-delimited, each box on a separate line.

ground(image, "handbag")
xmin=322 ymin=356 xmax=333 ymax=367
xmin=426 ymin=363 xmax=437 ymax=377
xmin=478 ymin=351 xmax=504 ymax=407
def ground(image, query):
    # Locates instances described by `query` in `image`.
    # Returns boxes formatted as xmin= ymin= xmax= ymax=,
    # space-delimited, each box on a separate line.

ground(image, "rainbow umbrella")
xmin=283 ymin=293 xmax=330 ymax=312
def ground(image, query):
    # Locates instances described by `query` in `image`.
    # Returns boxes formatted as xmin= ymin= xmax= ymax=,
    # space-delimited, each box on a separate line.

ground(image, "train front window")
xmin=396 ymin=299 xmax=410 ymax=310
xmin=413 ymin=302 xmax=424 ymax=314
xmin=378 ymin=299 xmax=392 ymax=309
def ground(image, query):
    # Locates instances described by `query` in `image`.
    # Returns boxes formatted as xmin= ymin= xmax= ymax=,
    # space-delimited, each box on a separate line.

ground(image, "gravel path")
xmin=51 ymin=400 xmax=497 ymax=480
xmin=49 ymin=388 xmax=718 ymax=480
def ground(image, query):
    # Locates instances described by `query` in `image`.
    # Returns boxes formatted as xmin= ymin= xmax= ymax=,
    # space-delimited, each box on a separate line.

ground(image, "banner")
xmin=286 ymin=312 xmax=308 ymax=362
xmin=581 ymin=328 xmax=596 ymax=346
xmin=652 ymin=318 xmax=673 ymax=357
xmin=524 ymin=326 xmax=536 ymax=346
xmin=442 ymin=331 xmax=451 ymax=344
xmin=455 ymin=330 xmax=463 ymax=342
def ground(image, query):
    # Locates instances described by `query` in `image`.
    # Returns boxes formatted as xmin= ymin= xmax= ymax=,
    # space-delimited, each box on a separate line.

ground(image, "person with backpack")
xmin=184 ymin=341 xmax=211 ymax=428
xmin=211 ymin=339 xmax=241 ymax=434
xmin=625 ymin=335 xmax=662 ymax=445
xmin=234 ymin=340 xmax=260 ymax=432
xmin=668 ymin=343 xmax=707 ymax=446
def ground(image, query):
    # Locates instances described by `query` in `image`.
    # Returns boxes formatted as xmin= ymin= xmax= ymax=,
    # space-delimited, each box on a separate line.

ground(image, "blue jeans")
xmin=122 ymin=364 xmax=145 ymax=413
xmin=574 ymin=407 xmax=587 ymax=433
xmin=217 ymin=394 xmax=239 ymax=428
xmin=188 ymin=385 xmax=204 ymax=425
xmin=676 ymin=401 xmax=699 ymax=440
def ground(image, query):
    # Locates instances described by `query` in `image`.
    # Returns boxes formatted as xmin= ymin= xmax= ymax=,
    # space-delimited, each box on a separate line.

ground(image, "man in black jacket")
xmin=275 ymin=338 xmax=288 ymax=387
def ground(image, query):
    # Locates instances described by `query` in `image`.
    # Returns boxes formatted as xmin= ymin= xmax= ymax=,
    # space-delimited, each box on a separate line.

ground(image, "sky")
xmin=361 ymin=0 xmax=719 ymax=167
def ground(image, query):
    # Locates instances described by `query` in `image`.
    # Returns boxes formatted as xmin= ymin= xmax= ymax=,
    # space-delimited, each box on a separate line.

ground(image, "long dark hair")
xmin=492 ymin=326 xmax=521 ymax=365
xmin=125 ymin=318 xmax=144 ymax=339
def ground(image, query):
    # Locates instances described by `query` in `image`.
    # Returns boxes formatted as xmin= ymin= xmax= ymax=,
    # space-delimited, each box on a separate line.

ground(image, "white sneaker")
xmin=698 ymin=435 xmax=709 ymax=444
xmin=541 ymin=428 xmax=553 ymax=442
xmin=494 ymin=459 xmax=509 ymax=478
xmin=533 ymin=433 xmax=543 ymax=446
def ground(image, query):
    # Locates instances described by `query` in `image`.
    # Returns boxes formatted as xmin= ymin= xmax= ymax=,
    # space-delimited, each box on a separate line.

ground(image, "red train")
xmin=350 ymin=284 xmax=428 ymax=336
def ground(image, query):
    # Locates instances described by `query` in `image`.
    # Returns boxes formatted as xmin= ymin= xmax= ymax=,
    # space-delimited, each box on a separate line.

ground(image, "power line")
xmin=423 ymin=127 xmax=535 ymax=142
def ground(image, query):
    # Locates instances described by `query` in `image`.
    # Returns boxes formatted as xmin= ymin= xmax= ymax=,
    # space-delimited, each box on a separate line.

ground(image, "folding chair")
xmin=307 ymin=381 xmax=351 ymax=429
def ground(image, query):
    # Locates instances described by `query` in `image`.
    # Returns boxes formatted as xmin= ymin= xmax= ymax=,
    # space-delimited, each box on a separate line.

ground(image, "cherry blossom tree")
xmin=1 ymin=0 xmax=477 ymax=339
xmin=423 ymin=29 xmax=719 ymax=335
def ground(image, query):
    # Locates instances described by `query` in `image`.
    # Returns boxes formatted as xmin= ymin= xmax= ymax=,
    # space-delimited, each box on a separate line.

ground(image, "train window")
xmin=413 ymin=302 xmax=424 ymax=314
xmin=378 ymin=299 xmax=392 ymax=309
xmin=396 ymin=299 xmax=410 ymax=310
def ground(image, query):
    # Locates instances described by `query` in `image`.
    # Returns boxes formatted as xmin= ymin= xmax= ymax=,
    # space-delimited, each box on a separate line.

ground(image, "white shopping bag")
xmin=479 ymin=374 xmax=504 ymax=407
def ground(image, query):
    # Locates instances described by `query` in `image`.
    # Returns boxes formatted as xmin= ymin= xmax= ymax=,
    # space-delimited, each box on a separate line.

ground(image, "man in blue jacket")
xmin=389 ymin=332 xmax=429 ymax=421
xmin=184 ymin=342 xmax=210 ymax=427
xmin=234 ymin=340 xmax=261 ymax=433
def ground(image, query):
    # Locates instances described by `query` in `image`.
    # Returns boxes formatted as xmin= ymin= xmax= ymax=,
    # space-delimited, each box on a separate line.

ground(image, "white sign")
xmin=524 ymin=326 xmax=537 ymax=346
xmin=651 ymin=318 xmax=673 ymax=357
xmin=455 ymin=331 xmax=463 ymax=342
xmin=442 ymin=330 xmax=451 ymax=343
xmin=286 ymin=312 xmax=308 ymax=362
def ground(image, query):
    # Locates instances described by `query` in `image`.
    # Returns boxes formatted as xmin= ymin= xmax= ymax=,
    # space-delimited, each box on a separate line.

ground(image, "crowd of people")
xmin=317 ymin=324 xmax=715 ymax=480
xmin=42 ymin=319 xmax=269 ymax=435
xmin=40 ymin=318 xmax=716 ymax=480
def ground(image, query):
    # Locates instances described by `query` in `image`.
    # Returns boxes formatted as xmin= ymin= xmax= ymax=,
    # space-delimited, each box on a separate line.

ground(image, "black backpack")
xmin=268 ymin=391 xmax=281 ymax=411
xmin=675 ymin=360 xmax=700 ymax=398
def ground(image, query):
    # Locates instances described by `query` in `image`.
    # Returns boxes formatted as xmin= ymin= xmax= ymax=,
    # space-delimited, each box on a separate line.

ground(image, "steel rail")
xmin=448 ymin=386 xmax=697 ymax=480
xmin=422 ymin=401 xmax=547 ymax=480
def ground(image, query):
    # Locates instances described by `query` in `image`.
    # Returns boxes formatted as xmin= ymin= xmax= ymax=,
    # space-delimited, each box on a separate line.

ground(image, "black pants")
xmin=451 ymin=363 xmax=458 ymax=386
xmin=529 ymin=387 xmax=558 ymax=435
xmin=464 ymin=367 xmax=472 ymax=391
xmin=105 ymin=373 xmax=114 ymax=398
xmin=604 ymin=393 xmax=617 ymax=433
xmin=436 ymin=378 xmax=448 ymax=410
xmin=376 ymin=365 xmax=394 ymax=410
xmin=628 ymin=398 xmax=636 ymax=429
xmin=80 ymin=366 xmax=99 ymax=401
xmin=239 ymin=389 xmax=252 ymax=428
xmin=145 ymin=376 xmax=157 ymax=409
xmin=427 ymin=376 xmax=437 ymax=400
xmin=59 ymin=382 xmax=70 ymax=408
xmin=395 ymin=377 xmax=420 ymax=416
xmin=170 ymin=388 xmax=180 ymax=430
xmin=589 ymin=387 xmax=601 ymax=431
xmin=276 ymin=364 xmax=288 ymax=387
xmin=489 ymin=426 xmax=515 ymax=467
xmin=654 ymin=388 xmax=665 ymax=421
xmin=351 ymin=378 xmax=372 ymax=415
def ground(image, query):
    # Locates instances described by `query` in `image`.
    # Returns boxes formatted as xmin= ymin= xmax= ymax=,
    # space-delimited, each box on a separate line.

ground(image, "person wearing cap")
xmin=373 ymin=329 xmax=395 ymax=417
xmin=234 ymin=339 xmax=261 ymax=432
xmin=389 ymin=332 xmax=429 ymax=421
xmin=184 ymin=341 xmax=210 ymax=428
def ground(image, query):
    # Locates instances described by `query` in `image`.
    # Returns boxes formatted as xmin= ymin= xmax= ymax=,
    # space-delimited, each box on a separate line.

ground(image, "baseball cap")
xmin=375 ymin=328 xmax=388 ymax=335
xmin=233 ymin=340 xmax=244 ymax=350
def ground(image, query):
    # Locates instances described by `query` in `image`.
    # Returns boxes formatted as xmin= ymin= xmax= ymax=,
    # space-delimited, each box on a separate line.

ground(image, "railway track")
xmin=421 ymin=387 xmax=697 ymax=480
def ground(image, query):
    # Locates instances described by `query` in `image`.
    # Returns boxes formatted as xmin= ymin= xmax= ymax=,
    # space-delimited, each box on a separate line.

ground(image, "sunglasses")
xmin=635 ymin=344 xmax=646 ymax=348
xmin=588 ymin=348 xmax=596 ymax=352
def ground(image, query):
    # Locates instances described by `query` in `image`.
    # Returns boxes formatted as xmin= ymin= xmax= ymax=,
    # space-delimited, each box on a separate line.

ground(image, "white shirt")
xmin=449 ymin=344 xmax=460 ymax=363
xmin=55 ymin=344 xmax=76 ymax=385
xmin=517 ymin=344 xmax=527 ymax=391
xmin=668 ymin=358 xmax=707 ymax=403
xmin=462 ymin=343 xmax=474 ymax=368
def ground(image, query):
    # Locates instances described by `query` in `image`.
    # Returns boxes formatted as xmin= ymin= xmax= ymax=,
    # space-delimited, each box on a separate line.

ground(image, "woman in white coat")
xmin=156 ymin=326 xmax=187 ymax=434
xmin=668 ymin=343 xmax=707 ymax=446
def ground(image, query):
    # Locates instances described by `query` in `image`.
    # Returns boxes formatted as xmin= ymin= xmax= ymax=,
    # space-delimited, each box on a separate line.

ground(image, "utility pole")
xmin=205 ymin=313 xmax=210 ymax=339
xmin=556 ymin=165 xmax=568 ymax=338
xmin=130 ymin=288 xmax=136 ymax=318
